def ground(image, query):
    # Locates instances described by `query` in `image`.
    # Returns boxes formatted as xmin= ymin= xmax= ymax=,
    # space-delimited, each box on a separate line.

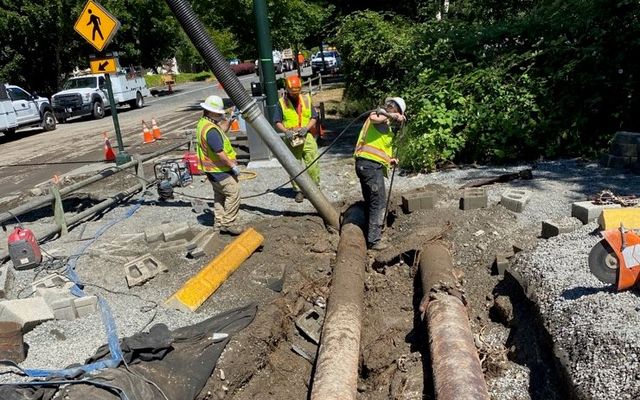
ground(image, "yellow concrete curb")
xmin=165 ymin=228 xmax=264 ymax=312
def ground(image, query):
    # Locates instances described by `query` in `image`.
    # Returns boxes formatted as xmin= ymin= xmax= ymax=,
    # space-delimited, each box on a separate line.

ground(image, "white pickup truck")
xmin=51 ymin=68 xmax=150 ymax=122
xmin=0 ymin=83 xmax=56 ymax=136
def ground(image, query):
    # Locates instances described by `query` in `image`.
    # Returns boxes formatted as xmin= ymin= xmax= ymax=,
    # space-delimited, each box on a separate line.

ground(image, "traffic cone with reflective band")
xmin=151 ymin=118 xmax=162 ymax=140
xmin=142 ymin=120 xmax=154 ymax=144
xmin=103 ymin=132 xmax=116 ymax=162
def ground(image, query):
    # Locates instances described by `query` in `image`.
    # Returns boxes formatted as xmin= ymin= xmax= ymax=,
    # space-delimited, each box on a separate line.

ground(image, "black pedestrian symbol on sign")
xmin=87 ymin=9 xmax=104 ymax=41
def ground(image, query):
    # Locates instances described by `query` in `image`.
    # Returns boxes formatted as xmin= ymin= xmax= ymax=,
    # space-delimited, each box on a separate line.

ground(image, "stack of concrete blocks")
xmin=0 ymin=273 xmax=98 ymax=329
xmin=124 ymin=254 xmax=169 ymax=287
xmin=500 ymin=189 xmax=532 ymax=213
xmin=401 ymin=192 xmax=436 ymax=213
xmin=460 ymin=188 xmax=488 ymax=210
xmin=140 ymin=222 xmax=201 ymax=253
xmin=600 ymin=131 xmax=640 ymax=169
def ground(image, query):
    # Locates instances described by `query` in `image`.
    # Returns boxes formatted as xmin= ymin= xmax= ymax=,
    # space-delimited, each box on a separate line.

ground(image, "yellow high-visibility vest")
xmin=279 ymin=94 xmax=312 ymax=129
xmin=196 ymin=117 xmax=237 ymax=173
xmin=354 ymin=118 xmax=393 ymax=169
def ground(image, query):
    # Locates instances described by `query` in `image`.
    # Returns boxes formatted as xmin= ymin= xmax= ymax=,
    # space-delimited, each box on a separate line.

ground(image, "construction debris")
xmin=124 ymin=254 xmax=168 ymax=287
xmin=460 ymin=169 xmax=533 ymax=189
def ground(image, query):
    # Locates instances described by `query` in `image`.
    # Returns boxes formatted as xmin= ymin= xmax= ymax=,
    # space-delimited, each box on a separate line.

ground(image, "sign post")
xmin=75 ymin=1 xmax=130 ymax=165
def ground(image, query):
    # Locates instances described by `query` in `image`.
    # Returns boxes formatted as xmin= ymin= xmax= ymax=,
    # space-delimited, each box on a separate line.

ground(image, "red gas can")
xmin=7 ymin=227 xmax=41 ymax=270
xmin=183 ymin=151 xmax=202 ymax=176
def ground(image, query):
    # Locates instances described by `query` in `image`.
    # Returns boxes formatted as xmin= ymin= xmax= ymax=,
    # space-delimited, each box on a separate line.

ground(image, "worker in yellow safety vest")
xmin=196 ymin=95 xmax=243 ymax=235
xmin=354 ymin=97 xmax=406 ymax=250
xmin=274 ymin=75 xmax=320 ymax=203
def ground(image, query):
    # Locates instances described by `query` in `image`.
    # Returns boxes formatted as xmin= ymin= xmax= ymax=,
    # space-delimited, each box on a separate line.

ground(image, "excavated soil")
xmin=196 ymin=184 xmax=564 ymax=400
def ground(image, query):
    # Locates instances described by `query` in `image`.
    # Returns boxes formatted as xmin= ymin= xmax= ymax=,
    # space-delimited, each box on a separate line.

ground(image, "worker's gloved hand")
xmin=230 ymin=166 xmax=240 ymax=176
xmin=375 ymin=108 xmax=389 ymax=117
xmin=298 ymin=127 xmax=309 ymax=137
xmin=285 ymin=130 xmax=296 ymax=141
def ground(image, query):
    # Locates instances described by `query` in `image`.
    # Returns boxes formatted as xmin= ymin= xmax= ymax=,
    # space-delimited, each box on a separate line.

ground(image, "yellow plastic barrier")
xmin=599 ymin=207 xmax=640 ymax=230
xmin=165 ymin=228 xmax=264 ymax=312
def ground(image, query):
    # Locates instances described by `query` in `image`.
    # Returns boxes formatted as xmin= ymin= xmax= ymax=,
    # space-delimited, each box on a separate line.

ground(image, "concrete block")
xmin=124 ymin=254 xmax=168 ymax=287
xmin=571 ymin=201 xmax=622 ymax=224
xmin=185 ymin=229 xmax=219 ymax=258
xmin=31 ymin=273 xmax=74 ymax=292
xmin=460 ymin=188 xmax=488 ymax=210
xmin=500 ymin=189 xmax=532 ymax=213
xmin=163 ymin=223 xmax=193 ymax=242
xmin=0 ymin=297 xmax=55 ymax=329
xmin=610 ymin=142 xmax=639 ymax=158
xmin=541 ymin=217 xmax=583 ymax=239
xmin=295 ymin=308 xmax=325 ymax=344
xmin=144 ymin=226 xmax=165 ymax=243
xmin=492 ymin=255 xmax=509 ymax=275
xmin=74 ymin=296 xmax=98 ymax=318
xmin=0 ymin=264 xmax=14 ymax=299
xmin=599 ymin=207 xmax=640 ymax=230
xmin=401 ymin=192 xmax=436 ymax=213
xmin=50 ymin=298 xmax=77 ymax=320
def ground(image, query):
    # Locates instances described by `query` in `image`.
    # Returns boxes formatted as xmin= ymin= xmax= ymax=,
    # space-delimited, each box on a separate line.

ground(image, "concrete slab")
xmin=571 ymin=201 xmax=622 ymax=224
xmin=163 ymin=223 xmax=193 ymax=242
xmin=500 ymin=189 xmax=532 ymax=213
xmin=541 ymin=217 xmax=583 ymax=239
xmin=460 ymin=188 xmax=488 ymax=210
xmin=0 ymin=297 xmax=55 ymax=329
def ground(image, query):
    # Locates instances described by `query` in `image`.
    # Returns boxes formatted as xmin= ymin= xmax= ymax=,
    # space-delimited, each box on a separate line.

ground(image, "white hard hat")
xmin=200 ymin=95 xmax=225 ymax=114
xmin=386 ymin=97 xmax=406 ymax=115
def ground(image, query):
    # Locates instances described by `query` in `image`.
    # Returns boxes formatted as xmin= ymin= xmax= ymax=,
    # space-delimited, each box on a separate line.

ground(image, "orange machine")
xmin=589 ymin=227 xmax=640 ymax=290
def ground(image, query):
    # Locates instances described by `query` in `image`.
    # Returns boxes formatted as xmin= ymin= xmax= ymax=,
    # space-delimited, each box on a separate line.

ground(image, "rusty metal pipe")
xmin=419 ymin=242 xmax=490 ymax=400
xmin=311 ymin=205 xmax=367 ymax=400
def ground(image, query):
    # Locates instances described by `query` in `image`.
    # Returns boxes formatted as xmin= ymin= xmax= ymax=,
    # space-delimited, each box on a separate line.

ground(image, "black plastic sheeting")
xmin=0 ymin=303 xmax=257 ymax=400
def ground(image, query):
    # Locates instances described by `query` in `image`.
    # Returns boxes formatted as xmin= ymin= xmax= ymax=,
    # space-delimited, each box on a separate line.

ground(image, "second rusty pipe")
xmin=419 ymin=242 xmax=490 ymax=400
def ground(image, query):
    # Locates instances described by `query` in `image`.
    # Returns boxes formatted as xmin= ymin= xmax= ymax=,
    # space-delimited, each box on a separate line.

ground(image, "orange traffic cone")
xmin=230 ymin=118 xmax=241 ymax=133
xmin=151 ymin=118 xmax=162 ymax=140
xmin=142 ymin=120 xmax=154 ymax=143
xmin=103 ymin=132 xmax=116 ymax=162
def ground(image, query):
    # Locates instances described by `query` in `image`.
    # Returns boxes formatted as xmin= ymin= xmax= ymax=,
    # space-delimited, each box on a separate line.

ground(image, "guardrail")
xmin=304 ymin=73 xmax=323 ymax=95
xmin=0 ymin=140 xmax=190 ymax=242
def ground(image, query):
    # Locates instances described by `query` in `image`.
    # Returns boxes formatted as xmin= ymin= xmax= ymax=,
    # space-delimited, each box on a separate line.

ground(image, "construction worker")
xmin=274 ymin=75 xmax=320 ymax=203
xmin=196 ymin=95 xmax=243 ymax=235
xmin=354 ymin=97 xmax=406 ymax=250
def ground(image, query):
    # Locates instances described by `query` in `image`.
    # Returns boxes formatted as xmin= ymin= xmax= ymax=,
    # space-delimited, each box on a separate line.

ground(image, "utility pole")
xmin=253 ymin=0 xmax=279 ymax=124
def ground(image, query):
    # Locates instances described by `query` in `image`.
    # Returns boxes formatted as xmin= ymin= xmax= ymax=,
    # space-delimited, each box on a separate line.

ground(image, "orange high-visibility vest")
xmin=196 ymin=117 xmax=236 ymax=173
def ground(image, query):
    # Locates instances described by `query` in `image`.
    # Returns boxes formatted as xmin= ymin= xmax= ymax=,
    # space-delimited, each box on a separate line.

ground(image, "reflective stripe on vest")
xmin=354 ymin=119 xmax=393 ymax=168
xmin=196 ymin=117 xmax=237 ymax=173
xmin=279 ymin=94 xmax=312 ymax=129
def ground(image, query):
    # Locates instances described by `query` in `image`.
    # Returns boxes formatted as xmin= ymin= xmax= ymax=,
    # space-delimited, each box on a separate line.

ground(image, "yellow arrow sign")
xmin=89 ymin=57 xmax=117 ymax=74
xmin=74 ymin=0 xmax=120 ymax=52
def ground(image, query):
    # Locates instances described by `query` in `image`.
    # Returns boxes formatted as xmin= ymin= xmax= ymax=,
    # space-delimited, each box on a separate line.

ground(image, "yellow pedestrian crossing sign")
xmin=74 ymin=0 xmax=120 ymax=52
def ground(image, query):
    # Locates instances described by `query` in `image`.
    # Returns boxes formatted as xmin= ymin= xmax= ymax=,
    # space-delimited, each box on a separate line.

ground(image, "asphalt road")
xmin=0 ymin=69 xmax=307 ymax=199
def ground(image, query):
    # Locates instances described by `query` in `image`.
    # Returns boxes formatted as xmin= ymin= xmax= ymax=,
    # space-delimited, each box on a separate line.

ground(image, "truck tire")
xmin=128 ymin=91 xmax=144 ymax=109
xmin=4 ymin=128 xmax=16 ymax=137
xmin=41 ymin=110 xmax=56 ymax=131
xmin=92 ymin=100 xmax=105 ymax=119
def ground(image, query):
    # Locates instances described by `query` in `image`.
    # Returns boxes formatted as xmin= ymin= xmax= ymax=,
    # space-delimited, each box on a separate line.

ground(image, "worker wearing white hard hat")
xmin=353 ymin=96 xmax=406 ymax=250
xmin=195 ymin=95 xmax=243 ymax=235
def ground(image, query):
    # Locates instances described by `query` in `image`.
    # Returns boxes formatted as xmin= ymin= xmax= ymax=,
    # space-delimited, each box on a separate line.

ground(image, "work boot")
xmin=370 ymin=241 xmax=389 ymax=251
xmin=220 ymin=225 xmax=244 ymax=236
xmin=295 ymin=192 xmax=305 ymax=203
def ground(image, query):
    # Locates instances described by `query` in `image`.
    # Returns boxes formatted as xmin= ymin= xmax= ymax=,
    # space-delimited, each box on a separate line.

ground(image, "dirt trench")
xmin=197 ymin=184 xmax=566 ymax=400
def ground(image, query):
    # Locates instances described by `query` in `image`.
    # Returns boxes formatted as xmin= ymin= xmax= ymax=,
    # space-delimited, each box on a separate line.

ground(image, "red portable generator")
xmin=7 ymin=227 xmax=41 ymax=270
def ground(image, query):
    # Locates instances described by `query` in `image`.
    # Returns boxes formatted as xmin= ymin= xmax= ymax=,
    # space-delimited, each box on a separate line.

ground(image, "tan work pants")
xmin=210 ymin=175 xmax=240 ymax=227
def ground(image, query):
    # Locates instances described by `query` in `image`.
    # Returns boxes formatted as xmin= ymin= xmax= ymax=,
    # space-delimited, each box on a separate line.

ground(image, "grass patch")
xmin=144 ymin=71 xmax=214 ymax=88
